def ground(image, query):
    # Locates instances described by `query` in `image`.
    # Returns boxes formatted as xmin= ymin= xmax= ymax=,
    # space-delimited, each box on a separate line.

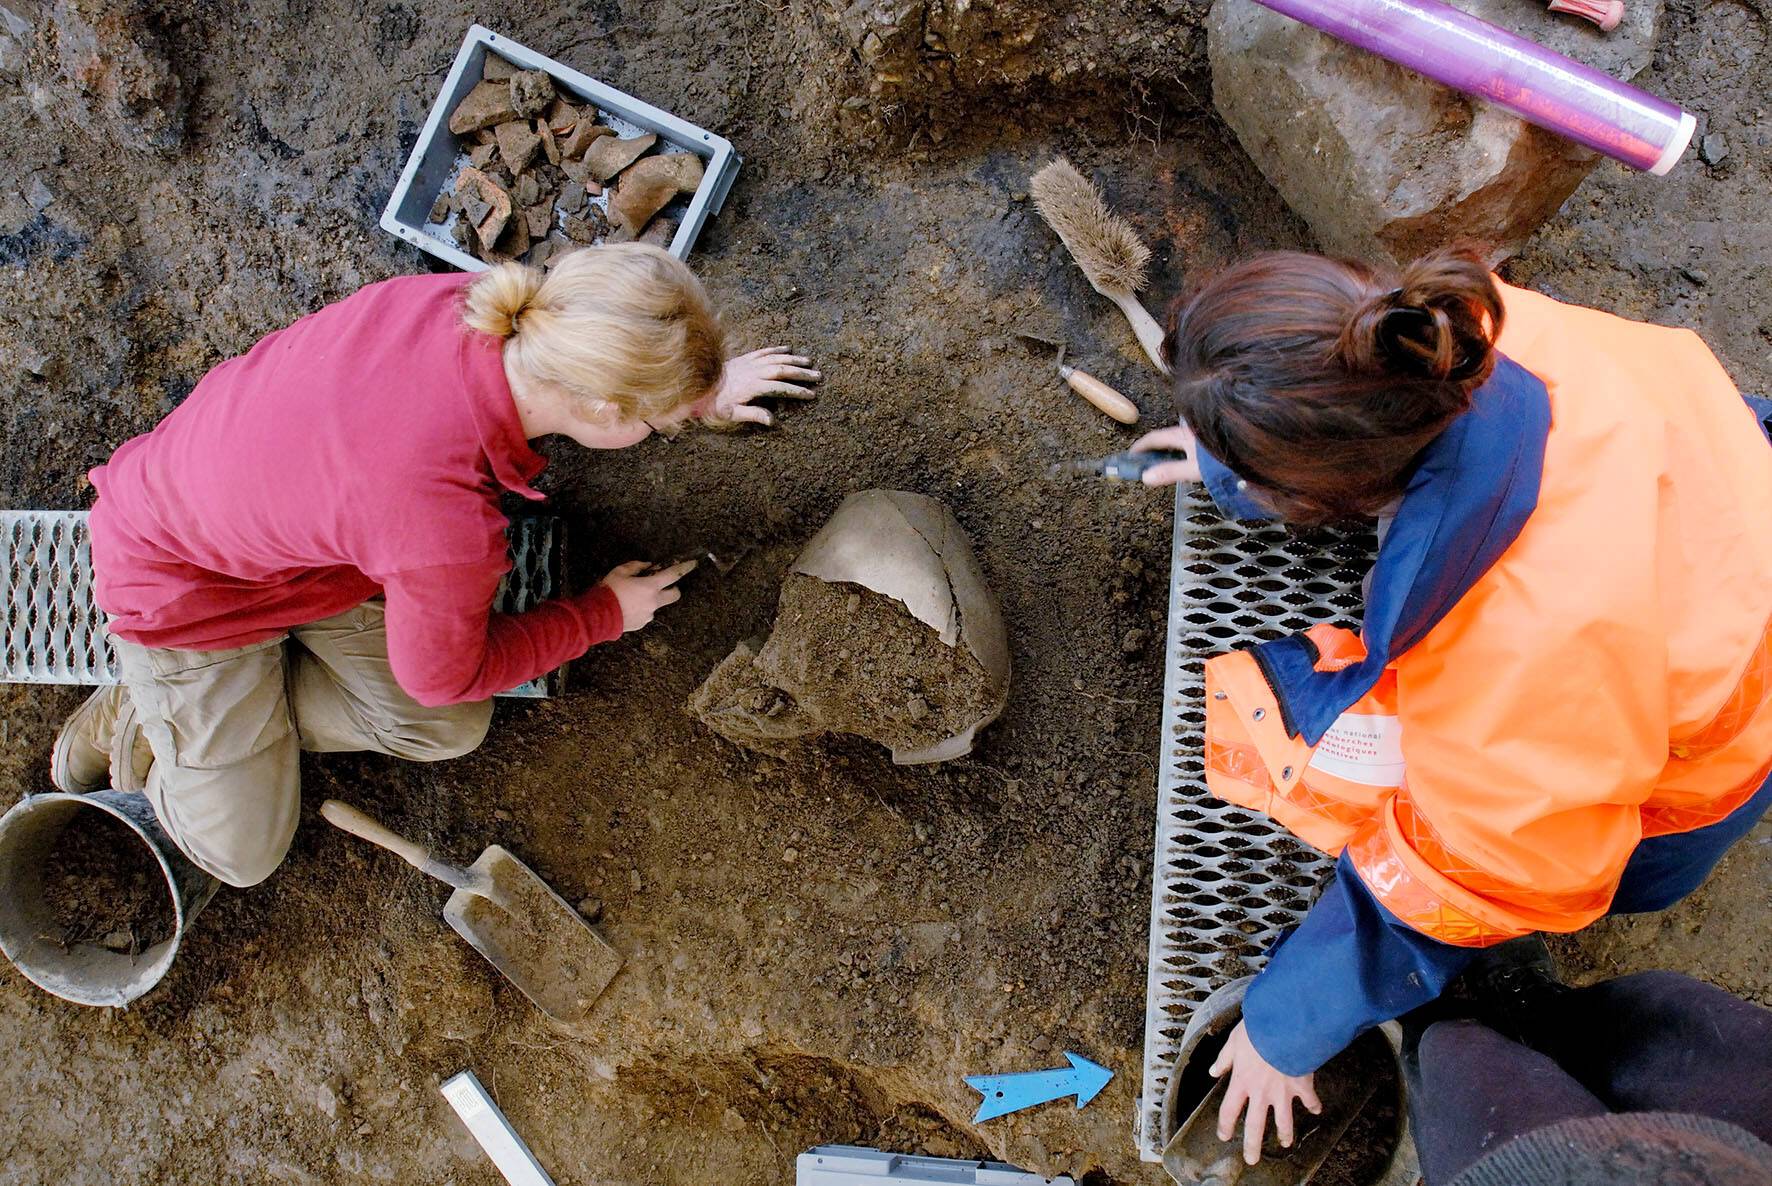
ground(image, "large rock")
xmin=1207 ymin=0 xmax=1664 ymax=263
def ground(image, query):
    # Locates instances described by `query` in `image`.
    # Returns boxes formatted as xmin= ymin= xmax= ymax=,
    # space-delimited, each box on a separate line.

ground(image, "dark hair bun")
xmin=1337 ymin=245 xmax=1502 ymax=387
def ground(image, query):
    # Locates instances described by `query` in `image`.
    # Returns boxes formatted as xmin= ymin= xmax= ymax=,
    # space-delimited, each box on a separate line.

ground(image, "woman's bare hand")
xmin=1130 ymin=423 xmax=1205 ymax=487
xmin=1211 ymin=1020 xmax=1323 ymax=1165
xmin=698 ymin=346 xmax=820 ymax=426
xmin=598 ymin=559 xmax=697 ymax=633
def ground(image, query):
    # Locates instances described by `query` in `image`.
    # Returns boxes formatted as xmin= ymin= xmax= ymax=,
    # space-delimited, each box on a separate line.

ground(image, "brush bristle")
xmin=1030 ymin=158 xmax=1151 ymax=295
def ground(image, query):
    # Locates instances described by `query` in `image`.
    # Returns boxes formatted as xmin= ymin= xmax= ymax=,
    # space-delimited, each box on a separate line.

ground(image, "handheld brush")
xmin=1030 ymin=158 xmax=1170 ymax=375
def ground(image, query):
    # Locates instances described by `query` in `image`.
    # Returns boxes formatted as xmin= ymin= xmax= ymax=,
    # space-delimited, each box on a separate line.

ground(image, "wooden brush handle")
xmin=321 ymin=799 xmax=432 ymax=870
xmin=1060 ymin=364 xmax=1140 ymax=425
xmin=1110 ymin=290 xmax=1171 ymax=375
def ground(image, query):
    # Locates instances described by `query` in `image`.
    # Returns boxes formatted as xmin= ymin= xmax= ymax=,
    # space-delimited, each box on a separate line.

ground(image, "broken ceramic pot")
xmin=690 ymin=491 xmax=1011 ymax=765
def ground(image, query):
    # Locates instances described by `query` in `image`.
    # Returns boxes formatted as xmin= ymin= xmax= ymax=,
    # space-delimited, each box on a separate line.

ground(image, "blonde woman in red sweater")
xmin=53 ymin=244 xmax=816 ymax=887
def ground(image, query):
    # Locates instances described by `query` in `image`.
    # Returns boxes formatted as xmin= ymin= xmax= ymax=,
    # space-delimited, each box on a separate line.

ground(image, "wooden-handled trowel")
xmin=321 ymin=800 xmax=622 ymax=1024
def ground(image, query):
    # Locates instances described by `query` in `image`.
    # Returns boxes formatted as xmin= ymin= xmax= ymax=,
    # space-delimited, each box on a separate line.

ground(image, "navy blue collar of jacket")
xmin=1246 ymin=356 xmax=1551 ymax=745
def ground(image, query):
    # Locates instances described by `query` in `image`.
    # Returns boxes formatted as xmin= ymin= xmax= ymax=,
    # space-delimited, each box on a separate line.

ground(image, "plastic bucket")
xmin=0 ymin=789 xmax=219 ymax=1007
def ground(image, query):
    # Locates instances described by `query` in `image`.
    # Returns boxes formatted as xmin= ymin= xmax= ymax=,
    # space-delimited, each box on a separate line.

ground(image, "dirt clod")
xmin=508 ymin=70 xmax=556 ymax=119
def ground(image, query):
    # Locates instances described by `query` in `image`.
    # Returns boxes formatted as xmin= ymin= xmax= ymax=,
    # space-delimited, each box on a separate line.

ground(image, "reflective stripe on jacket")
xmin=1202 ymin=282 xmax=1772 ymax=946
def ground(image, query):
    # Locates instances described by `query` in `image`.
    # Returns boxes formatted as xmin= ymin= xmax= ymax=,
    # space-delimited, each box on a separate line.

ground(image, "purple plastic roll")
xmin=1251 ymin=0 xmax=1696 ymax=175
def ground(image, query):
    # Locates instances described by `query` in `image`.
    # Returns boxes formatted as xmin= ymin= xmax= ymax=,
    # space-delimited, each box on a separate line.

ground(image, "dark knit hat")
xmin=1449 ymin=1113 xmax=1772 ymax=1186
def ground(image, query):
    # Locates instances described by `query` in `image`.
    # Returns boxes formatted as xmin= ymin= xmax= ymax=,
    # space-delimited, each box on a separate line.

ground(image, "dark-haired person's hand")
xmin=699 ymin=347 xmax=820 ymax=426
xmin=1211 ymin=1020 xmax=1322 ymax=1165
xmin=1129 ymin=423 xmax=1204 ymax=487
xmin=598 ymin=559 xmax=698 ymax=633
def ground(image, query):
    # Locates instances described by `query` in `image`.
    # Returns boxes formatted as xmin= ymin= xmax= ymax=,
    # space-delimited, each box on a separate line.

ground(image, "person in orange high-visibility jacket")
xmin=1132 ymin=245 xmax=1772 ymax=1166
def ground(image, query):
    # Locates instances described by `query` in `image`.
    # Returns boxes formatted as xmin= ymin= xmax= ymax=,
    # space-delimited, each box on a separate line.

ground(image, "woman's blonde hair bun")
xmin=461 ymin=244 xmax=726 ymax=425
xmin=462 ymin=261 xmax=546 ymax=340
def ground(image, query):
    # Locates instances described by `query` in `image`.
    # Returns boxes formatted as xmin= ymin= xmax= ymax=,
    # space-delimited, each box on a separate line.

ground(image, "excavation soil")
xmin=693 ymin=575 xmax=1002 ymax=757
xmin=1 ymin=2 xmax=1769 ymax=1184
xmin=42 ymin=813 xmax=174 ymax=951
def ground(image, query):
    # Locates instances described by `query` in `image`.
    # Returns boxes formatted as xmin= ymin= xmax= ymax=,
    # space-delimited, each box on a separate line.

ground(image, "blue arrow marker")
xmin=964 ymin=1052 xmax=1114 ymax=1123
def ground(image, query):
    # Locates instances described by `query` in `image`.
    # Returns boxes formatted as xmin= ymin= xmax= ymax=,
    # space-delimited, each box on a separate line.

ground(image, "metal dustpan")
xmin=322 ymin=800 xmax=621 ymax=1024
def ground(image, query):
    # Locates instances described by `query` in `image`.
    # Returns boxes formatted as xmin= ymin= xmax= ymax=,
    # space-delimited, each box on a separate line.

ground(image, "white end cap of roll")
xmin=1651 ymin=111 xmax=1698 ymax=176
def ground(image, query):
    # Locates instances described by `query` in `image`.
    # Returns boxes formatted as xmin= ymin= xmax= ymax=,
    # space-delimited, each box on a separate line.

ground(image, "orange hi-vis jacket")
xmin=1203 ymin=282 xmax=1772 ymax=947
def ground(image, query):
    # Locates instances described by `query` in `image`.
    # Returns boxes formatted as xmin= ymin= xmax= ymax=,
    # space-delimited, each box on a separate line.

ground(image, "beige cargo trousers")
xmin=111 ymin=602 xmax=492 ymax=887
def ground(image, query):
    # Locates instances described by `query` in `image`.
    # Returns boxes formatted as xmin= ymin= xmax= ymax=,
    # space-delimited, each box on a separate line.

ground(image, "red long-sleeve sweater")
xmin=88 ymin=272 xmax=621 ymax=705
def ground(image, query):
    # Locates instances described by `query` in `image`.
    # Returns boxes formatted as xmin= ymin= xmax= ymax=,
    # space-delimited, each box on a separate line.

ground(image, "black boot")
xmin=1454 ymin=934 xmax=1568 ymax=1046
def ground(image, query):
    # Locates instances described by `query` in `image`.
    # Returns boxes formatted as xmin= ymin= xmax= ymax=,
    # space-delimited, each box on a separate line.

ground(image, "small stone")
xmin=25 ymin=176 xmax=53 ymax=211
xmin=314 ymin=1082 xmax=340 ymax=1120
xmin=525 ymin=204 xmax=553 ymax=238
xmin=494 ymin=212 xmax=531 ymax=259
xmin=906 ymin=695 xmax=930 ymax=722
xmin=782 ymin=847 xmax=799 ymax=864
xmin=99 ymin=930 xmax=132 ymax=951
xmin=845 ymin=593 xmax=861 ymax=613
xmin=536 ymin=118 xmax=561 ymax=166
xmin=508 ymin=70 xmax=555 ymax=119
xmin=637 ymin=217 xmax=676 ymax=248
xmin=458 ymin=188 xmax=491 ymax=227
xmin=1700 ymin=133 xmax=1729 ymax=165
xmin=576 ymin=897 xmax=603 ymax=922
xmin=544 ymin=98 xmax=579 ymax=136
xmin=494 ymin=120 xmax=540 ymax=173
xmin=513 ymin=173 xmax=542 ymax=207
xmin=482 ymin=54 xmax=518 ymax=83
xmin=559 ymin=180 xmax=587 ymax=212
xmin=527 ymin=239 xmax=557 ymax=267
xmin=584 ymin=132 xmax=658 ymax=181
xmin=628 ymin=868 xmax=642 ymax=891
xmin=564 ymin=214 xmax=599 ymax=243
xmin=467 ymin=141 xmax=497 ymax=169
xmin=1682 ymin=267 xmax=1710 ymax=286
xmin=1122 ymin=628 xmax=1149 ymax=653
xmin=428 ymin=191 xmax=454 ymax=223
xmin=449 ymin=80 xmax=519 ymax=136
xmin=559 ymin=121 xmax=613 ymax=161
xmin=493 ymin=809 xmax=512 ymax=821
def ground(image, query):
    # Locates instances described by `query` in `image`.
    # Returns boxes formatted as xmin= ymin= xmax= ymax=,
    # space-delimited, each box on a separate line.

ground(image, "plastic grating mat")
xmin=1 ymin=511 xmax=564 ymax=699
xmin=1136 ymin=487 xmax=1376 ymax=1162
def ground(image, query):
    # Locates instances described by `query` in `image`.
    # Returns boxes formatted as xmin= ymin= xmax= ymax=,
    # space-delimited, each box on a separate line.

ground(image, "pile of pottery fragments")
xmin=428 ymin=54 xmax=704 ymax=265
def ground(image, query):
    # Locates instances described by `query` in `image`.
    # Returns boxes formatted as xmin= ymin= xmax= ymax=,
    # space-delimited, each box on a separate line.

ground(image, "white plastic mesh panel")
xmin=1 ymin=510 xmax=562 ymax=698
xmin=1137 ymin=487 xmax=1376 ymax=1160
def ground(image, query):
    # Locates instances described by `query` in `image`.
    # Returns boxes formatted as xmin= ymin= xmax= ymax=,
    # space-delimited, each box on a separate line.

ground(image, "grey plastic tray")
xmin=381 ymin=24 xmax=741 ymax=269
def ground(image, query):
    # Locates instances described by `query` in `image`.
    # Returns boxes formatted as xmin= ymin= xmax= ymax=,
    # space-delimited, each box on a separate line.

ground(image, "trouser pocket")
xmin=116 ymin=634 xmax=295 ymax=771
